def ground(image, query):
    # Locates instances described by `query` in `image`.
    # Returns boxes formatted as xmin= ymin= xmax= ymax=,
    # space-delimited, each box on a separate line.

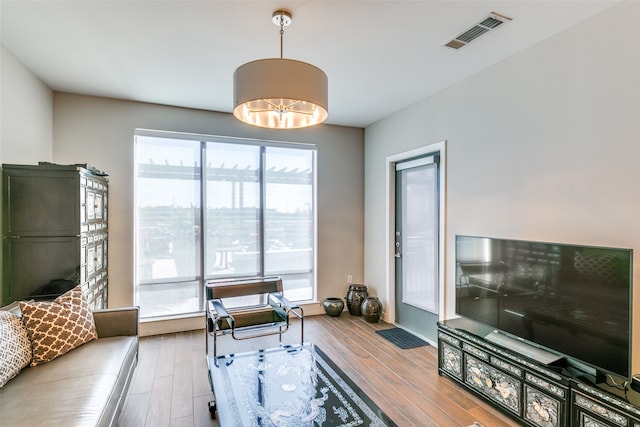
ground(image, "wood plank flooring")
xmin=117 ymin=314 xmax=520 ymax=427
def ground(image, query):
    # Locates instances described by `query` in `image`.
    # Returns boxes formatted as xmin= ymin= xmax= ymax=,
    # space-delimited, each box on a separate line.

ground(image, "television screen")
xmin=455 ymin=235 xmax=632 ymax=378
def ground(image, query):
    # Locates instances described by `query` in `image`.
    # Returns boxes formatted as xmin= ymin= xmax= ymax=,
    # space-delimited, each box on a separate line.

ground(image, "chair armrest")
xmin=269 ymin=292 xmax=299 ymax=309
xmin=209 ymin=299 xmax=234 ymax=329
xmin=93 ymin=307 xmax=139 ymax=338
xmin=269 ymin=293 xmax=303 ymax=319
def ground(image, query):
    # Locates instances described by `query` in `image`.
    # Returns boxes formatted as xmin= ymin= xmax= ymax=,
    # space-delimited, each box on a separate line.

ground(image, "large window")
xmin=135 ymin=132 xmax=316 ymax=319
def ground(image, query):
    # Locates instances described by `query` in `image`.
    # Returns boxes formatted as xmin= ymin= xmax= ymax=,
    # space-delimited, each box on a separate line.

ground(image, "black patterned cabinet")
xmin=438 ymin=319 xmax=570 ymax=427
xmin=438 ymin=319 xmax=640 ymax=427
xmin=2 ymin=163 xmax=108 ymax=309
xmin=571 ymin=383 xmax=640 ymax=427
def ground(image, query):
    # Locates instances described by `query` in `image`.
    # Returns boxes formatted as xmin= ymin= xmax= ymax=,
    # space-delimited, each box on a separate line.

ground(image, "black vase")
xmin=346 ymin=285 xmax=368 ymax=316
xmin=361 ymin=297 xmax=382 ymax=323
xmin=323 ymin=297 xmax=345 ymax=317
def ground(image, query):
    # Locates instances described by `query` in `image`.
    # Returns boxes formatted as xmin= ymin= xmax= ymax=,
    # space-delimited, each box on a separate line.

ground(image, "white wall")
xmin=364 ymin=1 xmax=640 ymax=370
xmin=0 ymin=45 xmax=53 ymax=164
xmin=52 ymin=94 xmax=364 ymax=331
xmin=0 ymin=45 xmax=53 ymax=304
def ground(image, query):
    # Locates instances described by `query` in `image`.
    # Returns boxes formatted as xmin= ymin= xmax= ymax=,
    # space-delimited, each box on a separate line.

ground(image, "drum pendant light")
xmin=233 ymin=10 xmax=328 ymax=129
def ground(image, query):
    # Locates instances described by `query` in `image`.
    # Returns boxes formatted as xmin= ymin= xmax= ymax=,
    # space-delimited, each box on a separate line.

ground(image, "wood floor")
xmin=117 ymin=314 xmax=520 ymax=427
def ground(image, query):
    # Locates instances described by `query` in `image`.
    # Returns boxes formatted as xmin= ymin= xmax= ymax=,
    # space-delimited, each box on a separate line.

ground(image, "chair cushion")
xmin=19 ymin=285 xmax=97 ymax=366
xmin=218 ymin=306 xmax=287 ymax=330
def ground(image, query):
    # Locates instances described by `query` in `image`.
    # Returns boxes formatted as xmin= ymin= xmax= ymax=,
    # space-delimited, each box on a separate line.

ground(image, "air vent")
xmin=444 ymin=12 xmax=512 ymax=50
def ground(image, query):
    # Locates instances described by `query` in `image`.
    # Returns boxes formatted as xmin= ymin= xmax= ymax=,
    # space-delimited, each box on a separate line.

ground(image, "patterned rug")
xmin=208 ymin=344 xmax=397 ymax=426
xmin=375 ymin=327 xmax=429 ymax=349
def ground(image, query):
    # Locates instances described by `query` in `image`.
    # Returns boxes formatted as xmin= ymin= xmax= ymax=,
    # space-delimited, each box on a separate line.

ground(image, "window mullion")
xmin=259 ymin=146 xmax=266 ymax=277
xmin=199 ymin=141 xmax=207 ymax=309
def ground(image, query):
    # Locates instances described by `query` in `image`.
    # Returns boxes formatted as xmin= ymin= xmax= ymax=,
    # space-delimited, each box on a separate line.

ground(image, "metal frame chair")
xmin=205 ymin=276 xmax=304 ymax=358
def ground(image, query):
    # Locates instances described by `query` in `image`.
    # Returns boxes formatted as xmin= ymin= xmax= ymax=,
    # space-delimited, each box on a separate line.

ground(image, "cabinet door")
xmin=2 ymin=237 xmax=80 ymax=304
xmin=524 ymin=373 xmax=568 ymax=427
xmin=87 ymin=245 xmax=96 ymax=276
xmin=93 ymin=236 xmax=104 ymax=272
xmin=524 ymin=384 xmax=563 ymax=427
xmin=440 ymin=341 xmax=463 ymax=379
xmin=465 ymin=355 xmax=522 ymax=415
xmin=95 ymin=193 xmax=103 ymax=219
xmin=3 ymin=173 xmax=79 ymax=236
xmin=87 ymin=191 xmax=95 ymax=221
xmin=91 ymin=277 xmax=108 ymax=310
xmin=103 ymin=192 xmax=108 ymax=222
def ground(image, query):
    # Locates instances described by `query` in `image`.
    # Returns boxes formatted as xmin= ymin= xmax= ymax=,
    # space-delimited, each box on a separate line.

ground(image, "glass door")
xmin=394 ymin=154 xmax=439 ymax=339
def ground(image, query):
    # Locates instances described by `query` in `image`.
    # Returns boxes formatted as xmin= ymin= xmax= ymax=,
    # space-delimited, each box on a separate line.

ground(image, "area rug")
xmin=375 ymin=327 xmax=429 ymax=349
xmin=208 ymin=344 xmax=397 ymax=426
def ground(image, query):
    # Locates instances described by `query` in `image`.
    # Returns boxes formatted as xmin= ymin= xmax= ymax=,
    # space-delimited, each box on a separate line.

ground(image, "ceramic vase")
xmin=346 ymin=284 xmax=368 ymax=316
xmin=361 ymin=297 xmax=382 ymax=323
xmin=323 ymin=297 xmax=345 ymax=317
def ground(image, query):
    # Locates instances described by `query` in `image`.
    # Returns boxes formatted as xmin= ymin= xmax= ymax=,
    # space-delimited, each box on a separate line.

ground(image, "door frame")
xmin=384 ymin=140 xmax=447 ymax=327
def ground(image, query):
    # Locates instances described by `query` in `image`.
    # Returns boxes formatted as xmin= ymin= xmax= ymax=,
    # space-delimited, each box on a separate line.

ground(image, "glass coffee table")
xmin=207 ymin=343 xmax=397 ymax=426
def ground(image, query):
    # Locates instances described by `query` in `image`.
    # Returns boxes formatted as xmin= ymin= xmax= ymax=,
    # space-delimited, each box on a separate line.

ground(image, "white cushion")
xmin=0 ymin=311 xmax=32 ymax=387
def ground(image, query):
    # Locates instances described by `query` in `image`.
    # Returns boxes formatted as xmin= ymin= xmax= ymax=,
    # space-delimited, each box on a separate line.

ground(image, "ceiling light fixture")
xmin=233 ymin=9 xmax=328 ymax=129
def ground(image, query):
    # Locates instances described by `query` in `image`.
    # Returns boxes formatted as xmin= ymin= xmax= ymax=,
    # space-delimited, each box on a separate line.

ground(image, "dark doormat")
xmin=375 ymin=327 xmax=429 ymax=349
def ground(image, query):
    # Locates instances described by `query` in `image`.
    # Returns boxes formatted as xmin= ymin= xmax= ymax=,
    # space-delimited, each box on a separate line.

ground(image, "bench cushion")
xmin=0 ymin=335 xmax=138 ymax=427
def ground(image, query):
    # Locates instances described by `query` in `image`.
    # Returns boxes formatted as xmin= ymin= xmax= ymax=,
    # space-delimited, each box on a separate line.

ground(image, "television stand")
xmin=484 ymin=330 xmax=563 ymax=366
xmin=437 ymin=318 xmax=640 ymax=427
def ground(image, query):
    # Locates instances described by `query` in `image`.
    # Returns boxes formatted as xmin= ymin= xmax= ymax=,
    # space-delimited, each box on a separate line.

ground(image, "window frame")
xmin=134 ymin=129 xmax=318 ymax=319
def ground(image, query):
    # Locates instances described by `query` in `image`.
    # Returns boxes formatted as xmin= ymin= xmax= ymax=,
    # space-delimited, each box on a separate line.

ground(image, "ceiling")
xmin=0 ymin=0 xmax=620 ymax=128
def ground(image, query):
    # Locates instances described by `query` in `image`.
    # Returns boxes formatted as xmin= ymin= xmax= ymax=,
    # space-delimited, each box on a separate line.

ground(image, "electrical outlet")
xmin=347 ymin=275 xmax=353 ymax=284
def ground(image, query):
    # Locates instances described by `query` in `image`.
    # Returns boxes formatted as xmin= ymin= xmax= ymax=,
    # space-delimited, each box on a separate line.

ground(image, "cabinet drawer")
xmin=465 ymin=355 xmax=522 ymax=415
xmin=491 ymin=355 xmax=522 ymax=377
xmin=526 ymin=373 xmax=566 ymax=400
xmin=463 ymin=342 xmax=489 ymax=361
xmin=576 ymin=412 xmax=614 ymax=427
xmin=573 ymin=392 xmax=628 ymax=427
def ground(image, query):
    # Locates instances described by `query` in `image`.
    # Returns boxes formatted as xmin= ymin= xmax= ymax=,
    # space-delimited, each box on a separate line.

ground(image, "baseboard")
xmin=140 ymin=315 xmax=203 ymax=336
xmin=139 ymin=301 xmax=326 ymax=336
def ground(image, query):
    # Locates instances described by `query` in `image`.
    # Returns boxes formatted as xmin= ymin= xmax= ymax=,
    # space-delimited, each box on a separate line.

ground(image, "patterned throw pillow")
xmin=0 ymin=311 xmax=32 ymax=387
xmin=19 ymin=285 xmax=97 ymax=366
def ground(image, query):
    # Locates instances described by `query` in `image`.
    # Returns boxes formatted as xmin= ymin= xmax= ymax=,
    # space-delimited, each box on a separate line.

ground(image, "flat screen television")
xmin=455 ymin=235 xmax=633 ymax=378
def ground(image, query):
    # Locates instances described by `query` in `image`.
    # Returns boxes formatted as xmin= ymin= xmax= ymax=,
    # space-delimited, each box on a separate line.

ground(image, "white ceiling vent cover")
xmin=444 ymin=12 xmax=512 ymax=50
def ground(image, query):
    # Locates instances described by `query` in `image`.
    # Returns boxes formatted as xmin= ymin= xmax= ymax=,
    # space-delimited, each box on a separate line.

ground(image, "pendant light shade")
xmin=232 ymin=10 xmax=328 ymax=129
xmin=233 ymin=58 xmax=328 ymax=129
